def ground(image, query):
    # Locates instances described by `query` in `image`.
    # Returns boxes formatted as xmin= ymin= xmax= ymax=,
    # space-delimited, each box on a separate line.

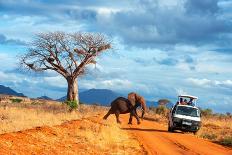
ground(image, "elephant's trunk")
xmin=141 ymin=102 xmax=146 ymax=118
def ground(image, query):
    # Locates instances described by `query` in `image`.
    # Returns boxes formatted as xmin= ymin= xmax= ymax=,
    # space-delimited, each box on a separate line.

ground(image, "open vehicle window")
xmin=176 ymin=106 xmax=199 ymax=117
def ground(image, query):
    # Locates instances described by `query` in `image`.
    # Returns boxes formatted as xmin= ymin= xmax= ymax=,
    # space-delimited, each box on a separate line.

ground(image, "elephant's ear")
xmin=128 ymin=92 xmax=136 ymax=106
xmin=134 ymin=93 xmax=140 ymax=101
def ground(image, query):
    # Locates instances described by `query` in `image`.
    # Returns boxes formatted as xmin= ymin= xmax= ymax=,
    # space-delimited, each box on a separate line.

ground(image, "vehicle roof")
xmin=176 ymin=104 xmax=199 ymax=109
xmin=178 ymin=94 xmax=198 ymax=99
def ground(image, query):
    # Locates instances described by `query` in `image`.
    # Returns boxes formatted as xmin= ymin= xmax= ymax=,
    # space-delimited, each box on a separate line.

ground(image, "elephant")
xmin=103 ymin=92 xmax=146 ymax=124
xmin=128 ymin=92 xmax=146 ymax=119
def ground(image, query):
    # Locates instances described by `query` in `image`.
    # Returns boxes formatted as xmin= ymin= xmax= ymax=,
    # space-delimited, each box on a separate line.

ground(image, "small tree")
xmin=158 ymin=99 xmax=171 ymax=105
xmin=20 ymin=32 xmax=111 ymax=107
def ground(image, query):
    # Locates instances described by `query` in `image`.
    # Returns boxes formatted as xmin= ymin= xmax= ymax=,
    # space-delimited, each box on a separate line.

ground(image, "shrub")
xmin=149 ymin=106 xmax=156 ymax=112
xmin=66 ymin=100 xmax=78 ymax=110
xmin=31 ymin=101 xmax=43 ymax=105
xmin=201 ymin=108 xmax=213 ymax=117
xmin=10 ymin=98 xmax=23 ymax=103
xmin=155 ymin=105 xmax=167 ymax=115
xmin=201 ymin=133 xmax=217 ymax=140
xmin=226 ymin=112 xmax=231 ymax=117
xmin=220 ymin=137 xmax=232 ymax=146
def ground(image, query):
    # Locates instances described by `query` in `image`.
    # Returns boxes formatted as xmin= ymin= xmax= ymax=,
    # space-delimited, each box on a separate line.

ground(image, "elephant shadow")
xmin=121 ymin=128 xmax=168 ymax=133
xmin=142 ymin=117 xmax=160 ymax=122
xmin=121 ymin=127 xmax=184 ymax=134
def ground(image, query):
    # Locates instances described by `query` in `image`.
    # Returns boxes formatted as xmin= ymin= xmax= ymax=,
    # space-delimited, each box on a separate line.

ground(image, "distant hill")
xmin=146 ymin=100 xmax=158 ymax=107
xmin=37 ymin=96 xmax=53 ymax=100
xmin=57 ymin=88 xmax=122 ymax=106
xmin=79 ymin=89 xmax=122 ymax=106
xmin=57 ymin=96 xmax=67 ymax=102
xmin=0 ymin=85 xmax=25 ymax=97
xmin=145 ymin=100 xmax=173 ymax=108
xmin=57 ymin=88 xmax=173 ymax=108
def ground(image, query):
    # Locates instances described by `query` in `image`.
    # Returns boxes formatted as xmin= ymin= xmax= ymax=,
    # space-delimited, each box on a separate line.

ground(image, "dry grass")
xmin=0 ymin=100 xmax=110 ymax=134
xmin=0 ymin=100 xmax=145 ymax=154
xmin=0 ymin=106 xmax=81 ymax=134
xmin=77 ymin=118 xmax=144 ymax=154
xmin=197 ymin=116 xmax=232 ymax=146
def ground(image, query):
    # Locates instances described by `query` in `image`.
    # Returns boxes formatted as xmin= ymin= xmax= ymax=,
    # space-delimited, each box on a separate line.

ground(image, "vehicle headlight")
xmin=173 ymin=117 xmax=181 ymax=122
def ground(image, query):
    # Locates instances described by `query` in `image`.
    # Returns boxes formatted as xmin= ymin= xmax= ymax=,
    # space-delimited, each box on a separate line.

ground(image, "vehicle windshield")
xmin=175 ymin=106 xmax=199 ymax=117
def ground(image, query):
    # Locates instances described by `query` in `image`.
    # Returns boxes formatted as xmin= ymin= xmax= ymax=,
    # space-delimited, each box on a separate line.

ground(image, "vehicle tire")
xmin=193 ymin=131 xmax=198 ymax=135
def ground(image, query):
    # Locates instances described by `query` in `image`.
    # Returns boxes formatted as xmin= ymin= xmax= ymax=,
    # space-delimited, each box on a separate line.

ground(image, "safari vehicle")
xmin=168 ymin=95 xmax=201 ymax=134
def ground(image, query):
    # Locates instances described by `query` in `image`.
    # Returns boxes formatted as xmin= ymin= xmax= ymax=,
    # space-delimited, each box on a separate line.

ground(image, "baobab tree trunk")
xmin=66 ymin=77 xmax=79 ymax=104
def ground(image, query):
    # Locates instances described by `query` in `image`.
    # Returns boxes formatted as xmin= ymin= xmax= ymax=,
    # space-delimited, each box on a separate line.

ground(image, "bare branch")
xmin=20 ymin=31 xmax=112 ymax=79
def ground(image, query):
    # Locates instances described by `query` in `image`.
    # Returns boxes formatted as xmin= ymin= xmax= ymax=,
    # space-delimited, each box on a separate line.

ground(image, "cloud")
xmin=187 ymin=78 xmax=232 ymax=89
xmin=0 ymin=34 xmax=25 ymax=45
xmin=95 ymin=0 xmax=232 ymax=48
xmin=157 ymin=57 xmax=179 ymax=66
xmin=1 ymin=0 xmax=232 ymax=49
xmin=43 ymin=76 xmax=67 ymax=88
xmin=80 ymin=79 xmax=132 ymax=90
xmin=185 ymin=0 xmax=219 ymax=14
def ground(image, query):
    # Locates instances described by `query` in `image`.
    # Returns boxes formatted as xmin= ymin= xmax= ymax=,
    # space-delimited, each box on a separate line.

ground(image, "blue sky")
xmin=0 ymin=0 xmax=232 ymax=113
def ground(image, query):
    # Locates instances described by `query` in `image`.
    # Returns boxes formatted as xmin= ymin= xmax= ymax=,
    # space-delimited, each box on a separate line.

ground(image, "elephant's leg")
xmin=131 ymin=109 xmax=141 ymax=125
xmin=115 ymin=111 xmax=121 ymax=124
xmin=128 ymin=113 xmax=133 ymax=124
xmin=103 ymin=109 xmax=112 ymax=120
xmin=135 ymin=108 xmax=143 ymax=120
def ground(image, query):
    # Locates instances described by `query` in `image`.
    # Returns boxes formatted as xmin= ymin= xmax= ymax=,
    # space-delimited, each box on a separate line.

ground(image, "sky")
xmin=0 ymin=0 xmax=232 ymax=113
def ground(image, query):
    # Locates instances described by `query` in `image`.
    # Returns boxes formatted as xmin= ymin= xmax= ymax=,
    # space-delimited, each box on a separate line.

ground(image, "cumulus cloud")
xmin=1 ymin=0 xmax=231 ymax=48
xmin=95 ymin=0 xmax=232 ymax=48
xmin=187 ymin=78 xmax=232 ymax=89
xmin=0 ymin=34 xmax=25 ymax=45
xmin=79 ymin=79 xmax=133 ymax=91
xmin=43 ymin=76 xmax=67 ymax=88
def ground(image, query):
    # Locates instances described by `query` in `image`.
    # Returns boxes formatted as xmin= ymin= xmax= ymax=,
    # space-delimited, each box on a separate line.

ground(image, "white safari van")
xmin=168 ymin=95 xmax=201 ymax=134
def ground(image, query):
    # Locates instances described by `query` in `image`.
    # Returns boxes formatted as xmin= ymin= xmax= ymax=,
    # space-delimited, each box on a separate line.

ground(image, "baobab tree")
xmin=20 ymin=32 xmax=111 ymax=105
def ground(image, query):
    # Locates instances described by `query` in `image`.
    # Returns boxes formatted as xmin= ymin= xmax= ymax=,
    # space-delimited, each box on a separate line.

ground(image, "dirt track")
xmin=120 ymin=115 xmax=232 ymax=155
xmin=0 ymin=114 xmax=231 ymax=155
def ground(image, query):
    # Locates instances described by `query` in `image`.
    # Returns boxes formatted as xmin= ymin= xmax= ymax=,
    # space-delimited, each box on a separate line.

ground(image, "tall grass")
xmin=0 ymin=106 xmax=81 ymax=134
xmin=197 ymin=116 xmax=232 ymax=146
xmin=0 ymin=100 xmax=144 ymax=154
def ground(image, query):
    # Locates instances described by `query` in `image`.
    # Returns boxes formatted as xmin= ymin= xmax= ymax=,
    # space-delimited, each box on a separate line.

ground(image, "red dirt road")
xmin=120 ymin=115 xmax=232 ymax=155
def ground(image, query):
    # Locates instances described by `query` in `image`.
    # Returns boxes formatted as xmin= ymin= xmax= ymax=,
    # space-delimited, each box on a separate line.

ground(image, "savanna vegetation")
xmin=0 ymin=96 xmax=231 ymax=149
xmin=0 ymin=97 xmax=145 ymax=154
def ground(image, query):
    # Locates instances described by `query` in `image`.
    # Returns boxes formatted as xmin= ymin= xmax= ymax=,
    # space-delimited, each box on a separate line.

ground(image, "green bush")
xmin=10 ymin=98 xmax=23 ymax=103
xmin=201 ymin=133 xmax=217 ymax=140
xmin=66 ymin=100 xmax=78 ymax=110
xmin=220 ymin=137 xmax=232 ymax=146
